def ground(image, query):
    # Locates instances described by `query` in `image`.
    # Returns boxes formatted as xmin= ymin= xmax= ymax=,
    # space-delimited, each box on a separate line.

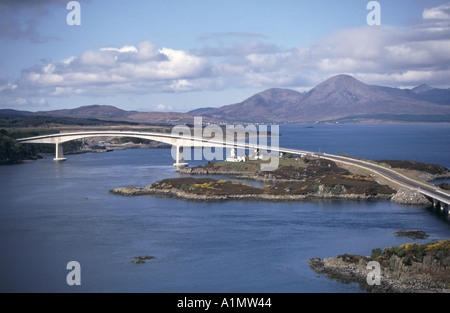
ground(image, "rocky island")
xmin=110 ymin=154 xmax=449 ymax=204
xmin=110 ymin=156 xmax=398 ymax=202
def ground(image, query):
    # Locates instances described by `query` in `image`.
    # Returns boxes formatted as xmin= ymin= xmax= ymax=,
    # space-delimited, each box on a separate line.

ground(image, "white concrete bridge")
xmin=17 ymin=130 xmax=450 ymax=212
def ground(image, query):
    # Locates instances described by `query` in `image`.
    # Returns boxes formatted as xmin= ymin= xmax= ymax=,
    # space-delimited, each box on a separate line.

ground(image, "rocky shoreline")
xmin=308 ymin=239 xmax=450 ymax=293
xmin=391 ymin=188 xmax=432 ymax=205
xmin=109 ymin=184 xmax=393 ymax=202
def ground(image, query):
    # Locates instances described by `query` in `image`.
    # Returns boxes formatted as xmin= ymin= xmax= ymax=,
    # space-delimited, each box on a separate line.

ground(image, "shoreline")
xmin=109 ymin=185 xmax=394 ymax=203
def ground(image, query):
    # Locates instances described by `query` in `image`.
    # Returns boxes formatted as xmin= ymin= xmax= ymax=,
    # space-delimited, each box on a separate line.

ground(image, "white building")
xmin=226 ymin=148 xmax=246 ymax=162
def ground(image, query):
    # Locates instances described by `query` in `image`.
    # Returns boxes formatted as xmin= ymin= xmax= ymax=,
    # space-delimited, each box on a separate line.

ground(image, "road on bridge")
xmin=318 ymin=153 xmax=450 ymax=206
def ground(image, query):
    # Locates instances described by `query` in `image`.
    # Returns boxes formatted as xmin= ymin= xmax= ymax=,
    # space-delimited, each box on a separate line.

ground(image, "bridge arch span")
xmin=16 ymin=130 xmax=272 ymax=165
xmin=16 ymin=131 xmax=197 ymax=164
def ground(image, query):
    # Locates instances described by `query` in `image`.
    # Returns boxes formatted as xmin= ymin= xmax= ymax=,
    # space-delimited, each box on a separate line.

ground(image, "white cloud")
xmin=156 ymin=103 xmax=174 ymax=111
xmin=423 ymin=3 xmax=450 ymax=20
xmin=6 ymin=40 xmax=210 ymax=98
xmin=135 ymin=41 xmax=163 ymax=61
xmin=61 ymin=56 xmax=76 ymax=65
xmin=100 ymin=45 xmax=138 ymax=54
xmin=38 ymin=98 xmax=48 ymax=105
xmin=0 ymin=82 xmax=17 ymax=92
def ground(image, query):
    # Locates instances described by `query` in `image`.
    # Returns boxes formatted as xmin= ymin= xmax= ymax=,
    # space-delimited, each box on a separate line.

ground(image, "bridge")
xmin=17 ymin=130 xmax=450 ymax=213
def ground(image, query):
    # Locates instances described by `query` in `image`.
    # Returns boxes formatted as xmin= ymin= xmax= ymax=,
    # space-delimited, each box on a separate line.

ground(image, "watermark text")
xmin=171 ymin=117 xmax=280 ymax=171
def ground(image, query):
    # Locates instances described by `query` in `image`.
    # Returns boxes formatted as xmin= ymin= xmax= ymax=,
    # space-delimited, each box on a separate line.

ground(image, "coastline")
xmin=109 ymin=184 xmax=393 ymax=202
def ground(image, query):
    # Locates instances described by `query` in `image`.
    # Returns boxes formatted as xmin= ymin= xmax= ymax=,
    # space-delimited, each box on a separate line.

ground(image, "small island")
xmin=130 ymin=255 xmax=156 ymax=264
xmin=110 ymin=154 xmax=449 ymax=204
xmin=110 ymin=156 xmax=399 ymax=202
xmin=110 ymin=176 xmax=395 ymax=202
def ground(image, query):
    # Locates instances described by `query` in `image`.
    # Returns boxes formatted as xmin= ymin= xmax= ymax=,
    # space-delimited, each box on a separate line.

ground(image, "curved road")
xmin=319 ymin=153 xmax=450 ymax=206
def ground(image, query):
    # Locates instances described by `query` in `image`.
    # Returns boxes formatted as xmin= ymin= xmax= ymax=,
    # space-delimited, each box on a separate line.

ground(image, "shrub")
xmin=401 ymin=243 xmax=426 ymax=262
xmin=371 ymin=248 xmax=382 ymax=259
xmin=312 ymin=185 xmax=319 ymax=193
xmin=388 ymin=246 xmax=405 ymax=258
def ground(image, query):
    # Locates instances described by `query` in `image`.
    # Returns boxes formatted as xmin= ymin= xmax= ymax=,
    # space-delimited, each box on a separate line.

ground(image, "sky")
xmin=0 ymin=0 xmax=450 ymax=112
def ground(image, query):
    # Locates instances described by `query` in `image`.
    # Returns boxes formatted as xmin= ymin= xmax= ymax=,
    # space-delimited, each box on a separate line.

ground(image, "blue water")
xmin=0 ymin=123 xmax=449 ymax=292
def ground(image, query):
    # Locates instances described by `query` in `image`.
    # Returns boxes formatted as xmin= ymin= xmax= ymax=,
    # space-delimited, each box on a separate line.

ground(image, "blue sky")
xmin=1 ymin=0 xmax=450 ymax=112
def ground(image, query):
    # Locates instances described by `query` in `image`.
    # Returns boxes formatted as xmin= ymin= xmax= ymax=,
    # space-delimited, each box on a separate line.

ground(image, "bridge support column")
xmin=433 ymin=198 xmax=439 ymax=208
xmin=53 ymin=142 xmax=67 ymax=162
xmin=441 ymin=202 xmax=449 ymax=215
xmin=173 ymin=145 xmax=188 ymax=168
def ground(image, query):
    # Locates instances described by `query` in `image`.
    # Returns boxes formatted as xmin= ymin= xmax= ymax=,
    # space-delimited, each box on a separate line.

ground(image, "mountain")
xmin=412 ymin=84 xmax=435 ymax=94
xmin=190 ymin=75 xmax=450 ymax=122
xmin=189 ymin=88 xmax=305 ymax=122
xmin=410 ymin=84 xmax=450 ymax=106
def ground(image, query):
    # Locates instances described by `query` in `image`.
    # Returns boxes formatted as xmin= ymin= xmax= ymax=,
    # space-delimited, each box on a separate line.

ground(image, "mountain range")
xmin=0 ymin=105 xmax=213 ymax=125
xmin=189 ymin=75 xmax=450 ymax=123
xmin=1 ymin=74 xmax=449 ymax=124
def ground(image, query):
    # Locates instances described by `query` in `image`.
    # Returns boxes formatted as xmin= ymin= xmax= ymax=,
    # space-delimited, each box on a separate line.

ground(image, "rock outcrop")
xmin=391 ymin=188 xmax=432 ymax=205
xmin=308 ymin=240 xmax=450 ymax=293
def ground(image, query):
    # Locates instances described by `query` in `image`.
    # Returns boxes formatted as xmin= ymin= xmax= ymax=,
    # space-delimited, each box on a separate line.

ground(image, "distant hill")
xmin=0 ymin=104 xmax=213 ymax=126
xmin=36 ymin=105 xmax=131 ymax=120
xmin=0 ymin=109 xmax=36 ymax=117
xmin=0 ymin=114 xmax=139 ymax=128
xmin=28 ymin=105 xmax=215 ymax=125
xmin=190 ymin=75 xmax=450 ymax=123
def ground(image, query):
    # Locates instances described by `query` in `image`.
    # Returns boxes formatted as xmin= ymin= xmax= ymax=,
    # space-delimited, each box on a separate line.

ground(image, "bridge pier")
xmin=431 ymin=198 xmax=449 ymax=215
xmin=433 ymin=198 xmax=439 ymax=208
xmin=53 ymin=142 xmax=66 ymax=162
xmin=173 ymin=145 xmax=188 ymax=168
xmin=441 ymin=202 xmax=449 ymax=215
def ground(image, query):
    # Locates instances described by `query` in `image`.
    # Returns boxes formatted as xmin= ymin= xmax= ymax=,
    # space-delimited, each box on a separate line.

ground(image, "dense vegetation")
xmin=0 ymin=129 xmax=40 ymax=165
